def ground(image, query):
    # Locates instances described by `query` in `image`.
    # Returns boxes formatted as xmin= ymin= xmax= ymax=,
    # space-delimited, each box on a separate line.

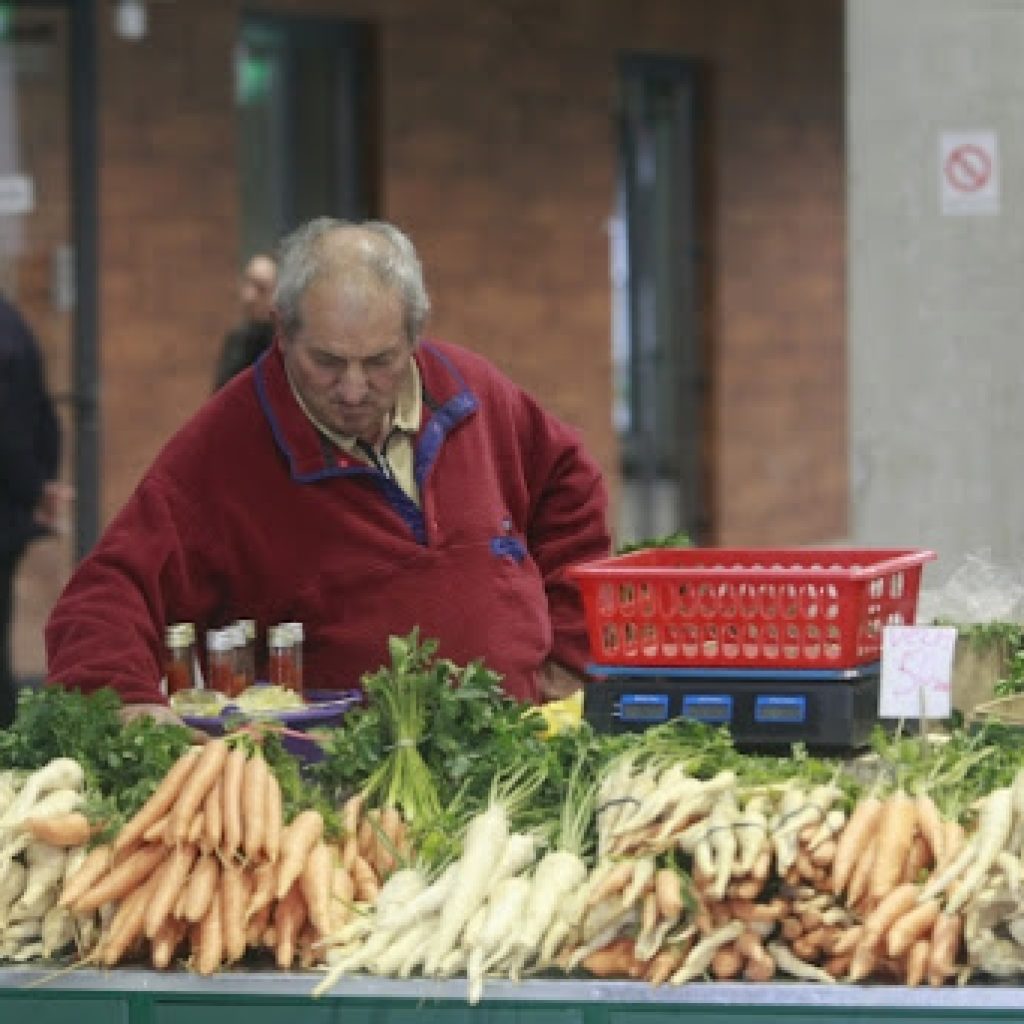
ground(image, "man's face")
xmin=241 ymin=257 xmax=276 ymax=323
xmin=280 ymin=277 xmax=413 ymax=444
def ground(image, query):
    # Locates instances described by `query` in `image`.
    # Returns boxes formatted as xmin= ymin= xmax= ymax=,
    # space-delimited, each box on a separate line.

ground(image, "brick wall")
xmin=95 ymin=0 xmax=844 ymax=545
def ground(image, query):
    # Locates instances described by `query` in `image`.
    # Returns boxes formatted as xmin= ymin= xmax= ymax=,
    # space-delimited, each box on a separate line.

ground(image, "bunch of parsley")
xmin=0 ymin=686 xmax=194 ymax=833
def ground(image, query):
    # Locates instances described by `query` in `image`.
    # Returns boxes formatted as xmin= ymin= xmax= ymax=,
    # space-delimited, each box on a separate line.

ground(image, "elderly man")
xmin=46 ymin=219 xmax=610 ymax=718
xmin=212 ymin=253 xmax=277 ymax=390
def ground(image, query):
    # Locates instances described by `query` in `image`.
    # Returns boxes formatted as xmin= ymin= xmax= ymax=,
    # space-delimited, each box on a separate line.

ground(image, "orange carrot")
xmin=902 ymin=834 xmax=931 ymax=884
xmin=151 ymin=914 xmax=188 ymax=970
xmin=869 ymin=792 xmax=917 ymax=901
xmin=144 ymin=842 xmax=198 ymax=939
xmin=144 ymin=814 xmax=170 ymax=844
xmin=264 ymin=768 xmax=283 ymax=864
xmin=926 ymin=911 xmax=961 ymax=980
xmin=274 ymin=881 xmax=308 ymax=970
xmin=220 ymin=746 xmax=246 ymax=861
xmin=300 ymin=841 xmax=334 ymax=937
xmin=221 ymin=863 xmax=249 ymax=963
xmin=646 ymin=947 xmax=686 ymax=986
xmin=654 ymin=868 xmax=683 ymax=921
xmin=339 ymin=834 xmax=358 ymax=872
xmin=831 ymin=794 xmax=882 ymax=895
xmin=862 ymin=882 xmax=919 ymax=949
xmin=184 ymin=853 xmax=220 ymax=924
xmin=195 ymin=888 xmax=223 ymax=976
xmin=247 ymin=858 xmax=277 ymax=922
xmin=845 ymin=839 xmax=877 ymax=909
xmin=169 ymin=738 xmax=229 ymax=846
xmin=24 ymin=811 xmax=93 ymax=847
xmin=242 ymin=752 xmax=268 ymax=863
xmin=100 ymin=875 xmax=156 ymax=967
xmin=582 ymin=938 xmax=643 ymax=978
xmin=341 ymin=790 xmax=365 ymax=838
xmin=73 ymin=842 xmax=167 ymax=913
xmin=203 ymin=775 xmax=223 ymax=853
xmin=246 ymin=901 xmax=272 ymax=947
xmin=906 ymin=937 xmax=930 ymax=987
xmin=186 ymin=811 xmax=205 ymax=846
xmin=331 ymin=864 xmax=354 ymax=904
xmin=350 ymin=853 xmax=380 ymax=903
xmin=59 ymin=843 xmax=112 ymax=908
xmin=710 ymin=944 xmax=744 ymax=980
xmin=914 ymin=792 xmax=945 ymax=867
xmin=115 ymin=747 xmax=201 ymax=853
xmin=275 ymin=809 xmax=324 ymax=900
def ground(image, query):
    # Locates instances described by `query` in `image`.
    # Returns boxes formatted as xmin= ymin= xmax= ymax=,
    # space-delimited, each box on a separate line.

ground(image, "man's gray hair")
xmin=274 ymin=217 xmax=431 ymax=345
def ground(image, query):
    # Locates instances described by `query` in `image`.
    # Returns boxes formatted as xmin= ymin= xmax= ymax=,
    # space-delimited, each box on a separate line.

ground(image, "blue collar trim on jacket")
xmin=413 ymin=343 xmax=478 ymax=486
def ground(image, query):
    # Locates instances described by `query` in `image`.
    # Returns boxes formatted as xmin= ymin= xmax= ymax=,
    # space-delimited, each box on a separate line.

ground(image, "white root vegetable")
xmin=17 ymin=841 xmax=67 ymax=912
xmin=0 ymin=859 xmax=26 ymax=928
xmin=669 ymin=921 xmax=744 ymax=984
xmin=41 ymin=903 xmax=75 ymax=958
xmin=655 ymin=771 xmax=737 ymax=846
xmin=613 ymin=763 xmax=695 ymax=836
xmin=734 ymin=795 xmax=770 ymax=875
xmin=513 ymin=848 xmax=588 ymax=968
xmin=375 ymin=861 xmax=457 ymax=934
xmin=768 ymin=941 xmax=837 ymax=983
xmin=921 ymin=787 xmax=1014 ymax=913
xmin=709 ymin=798 xmax=739 ymax=897
xmin=0 ymin=759 xmax=84 ymax=832
xmin=423 ymin=802 xmax=511 ymax=976
xmin=466 ymin=875 xmax=532 ymax=1004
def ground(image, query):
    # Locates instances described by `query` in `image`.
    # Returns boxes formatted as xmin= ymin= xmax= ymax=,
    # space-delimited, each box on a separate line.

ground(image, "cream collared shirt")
xmin=288 ymin=360 xmax=422 ymax=505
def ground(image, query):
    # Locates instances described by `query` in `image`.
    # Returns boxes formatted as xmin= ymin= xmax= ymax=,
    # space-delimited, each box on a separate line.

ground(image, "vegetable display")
xmin=10 ymin=630 xmax=1024 ymax=1001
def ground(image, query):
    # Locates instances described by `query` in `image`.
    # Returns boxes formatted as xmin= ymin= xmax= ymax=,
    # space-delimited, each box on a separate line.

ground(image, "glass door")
xmin=1 ymin=0 xmax=95 ymax=683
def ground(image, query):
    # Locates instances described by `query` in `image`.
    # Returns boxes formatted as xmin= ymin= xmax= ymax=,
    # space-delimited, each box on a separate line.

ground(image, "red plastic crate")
xmin=570 ymin=547 xmax=936 ymax=670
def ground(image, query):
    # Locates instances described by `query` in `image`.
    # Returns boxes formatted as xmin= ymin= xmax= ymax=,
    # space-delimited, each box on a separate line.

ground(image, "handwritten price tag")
xmin=879 ymin=626 xmax=957 ymax=719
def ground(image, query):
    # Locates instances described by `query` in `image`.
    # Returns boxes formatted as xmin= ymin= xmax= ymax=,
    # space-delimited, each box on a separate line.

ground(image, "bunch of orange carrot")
xmin=829 ymin=787 xmax=964 ymax=986
xmin=58 ymin=738 xmax=348 ymax=974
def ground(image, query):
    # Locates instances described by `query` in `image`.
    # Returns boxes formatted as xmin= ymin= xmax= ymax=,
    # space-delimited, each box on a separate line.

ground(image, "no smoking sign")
xmin=940 ymin=131 xmax=999 ymax=215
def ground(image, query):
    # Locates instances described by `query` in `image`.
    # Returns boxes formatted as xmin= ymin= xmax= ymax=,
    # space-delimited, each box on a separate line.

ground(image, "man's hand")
xmin=119 ymin=702 xmax=208 ymax=742
xmin=538 ymin=660 xmax=584 ymax=702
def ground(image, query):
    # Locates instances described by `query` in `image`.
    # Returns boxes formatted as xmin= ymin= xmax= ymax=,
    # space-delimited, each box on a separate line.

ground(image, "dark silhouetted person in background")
xmin=213 ymin=254 xmax=277 ymax=390
xmin=0 ymin=294 xmax=67 ymax=726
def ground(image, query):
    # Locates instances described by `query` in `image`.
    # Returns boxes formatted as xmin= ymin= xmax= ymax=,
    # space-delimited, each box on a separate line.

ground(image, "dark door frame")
xmin=69 ymin=0 xmax=100 ymax=561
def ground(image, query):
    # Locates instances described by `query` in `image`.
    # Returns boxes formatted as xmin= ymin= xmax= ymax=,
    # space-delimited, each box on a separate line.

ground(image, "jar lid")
xmin=165 ymin=622 xmax=196 ymax=647
xmin=280 ymin=621 xmax=304 ymax=642
xmin=235 ymin=618 xmax=257 ymax=641
xmin=206 ymin=628 xmax=235 ymax=653
xmin=267 ymin=624 xmax=294 ymax=648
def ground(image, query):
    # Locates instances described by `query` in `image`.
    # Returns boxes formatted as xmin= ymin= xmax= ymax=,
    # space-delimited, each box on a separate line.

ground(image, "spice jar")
xmin=233 ymin=619 xmax=256 ymax=693
xmin=163 ymin=622 xmax=197 ymax=696
xmin=206 ymin=627 xmax=238 ymax=698
xmin=268 ymin=623 xmax=300 ymax=694
xmin=280 ymin=621 xmax=305 ymax=695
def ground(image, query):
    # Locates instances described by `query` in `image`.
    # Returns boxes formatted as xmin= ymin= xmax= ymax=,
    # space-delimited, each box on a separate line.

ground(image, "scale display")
xmin=617 ymin=693 xmax=670 ymax=723
xmin=754 ymin=695 xmax=807 ymax=724
xmin=681 ymin=694 xmax=733 ymax=724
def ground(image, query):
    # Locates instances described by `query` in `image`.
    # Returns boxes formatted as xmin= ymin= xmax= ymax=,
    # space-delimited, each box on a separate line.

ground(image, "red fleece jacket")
xmin=45 ymin=340 xmax=610 ymax=704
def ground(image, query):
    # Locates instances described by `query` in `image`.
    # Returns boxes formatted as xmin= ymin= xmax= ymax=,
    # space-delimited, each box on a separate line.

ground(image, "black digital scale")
xmin=584 ymin=661 xmax=881 ymax=752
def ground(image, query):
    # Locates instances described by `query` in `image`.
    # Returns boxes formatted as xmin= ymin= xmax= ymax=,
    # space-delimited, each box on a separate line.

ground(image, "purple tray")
xmin=181 ymin=688 xmax=362 ymax=761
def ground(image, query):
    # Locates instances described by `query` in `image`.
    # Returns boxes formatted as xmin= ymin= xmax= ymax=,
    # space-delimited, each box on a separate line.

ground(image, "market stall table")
xmin=2 ymin=971 xmax=1024 ymax=1024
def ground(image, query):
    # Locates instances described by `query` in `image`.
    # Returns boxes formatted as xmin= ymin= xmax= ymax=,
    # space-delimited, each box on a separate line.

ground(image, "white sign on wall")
xmin=940 ymin=131 xmax=999 ymax=216
xmin=0 ymin=174 xmax=33 ymax=216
